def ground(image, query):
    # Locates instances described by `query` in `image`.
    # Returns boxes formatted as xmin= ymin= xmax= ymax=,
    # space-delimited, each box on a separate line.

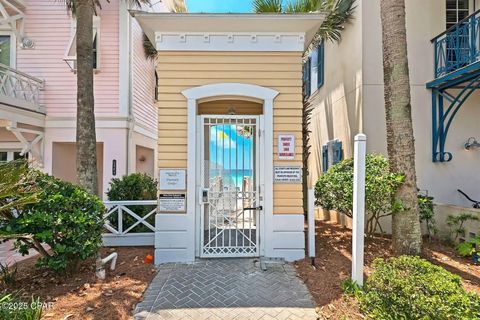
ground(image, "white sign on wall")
xmin=274 ymin=166 xmax=302 ymax=183
xmin=159 ymin=169 xmax=186 ymax=190
xmin=159 ymin=194 xmax=186 ymax=212
xmin=278 ymin=134 xmax=295 ymax=160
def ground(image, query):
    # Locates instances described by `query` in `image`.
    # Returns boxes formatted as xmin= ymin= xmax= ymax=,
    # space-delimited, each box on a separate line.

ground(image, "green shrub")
xmin=457 ymin=237 xmax=480 ymax=257
xmin=0 ymin=293 xmax=42 ymax=320
xmin=361 ymin=256 xmax=480 ymax=320
xmin=315 ymin=154 xmax=404 ymax=235
xmin=0 ymin=262 xmax=17 ymax=286
xmin=106 ymin=173 xmax=157 ymax=233
xmin=446 ymin=213 xmax=479 ymax=242
xmin=8 ymin=173 xmax=105 ymax=272
xmin=418 ymin=193 xmax=437 ymax=238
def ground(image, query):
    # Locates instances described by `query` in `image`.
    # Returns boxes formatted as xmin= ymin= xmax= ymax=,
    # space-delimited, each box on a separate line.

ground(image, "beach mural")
xmin=208 ymin=124 xmax=255 ymax=188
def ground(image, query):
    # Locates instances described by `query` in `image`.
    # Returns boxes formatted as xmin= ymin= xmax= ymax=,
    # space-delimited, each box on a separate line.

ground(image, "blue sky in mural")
xmin=186 ymin=0 xmax=253 ymax=13
xmin=209 ymin=125 xmax=253 ymax=183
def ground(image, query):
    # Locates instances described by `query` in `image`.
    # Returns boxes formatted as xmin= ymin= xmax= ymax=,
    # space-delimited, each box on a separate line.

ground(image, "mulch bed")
xmin=295 ymin=221 xmax=480 ymax=319
xmin=1 ymin=247 xmax=156 ymax=320
xmin=3 ymin=223 xmax=480 ymax=320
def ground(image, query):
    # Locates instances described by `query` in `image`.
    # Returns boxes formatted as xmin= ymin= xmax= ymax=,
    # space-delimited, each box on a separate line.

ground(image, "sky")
xmin=209 ymin=125 xmax=253 ymax=173
xmin=185 ymin=0 xmax=253 ymax=13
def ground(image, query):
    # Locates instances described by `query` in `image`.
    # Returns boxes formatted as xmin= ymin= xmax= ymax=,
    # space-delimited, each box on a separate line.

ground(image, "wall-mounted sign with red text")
xmin=278 ymin=134 xmax=295 ymax=160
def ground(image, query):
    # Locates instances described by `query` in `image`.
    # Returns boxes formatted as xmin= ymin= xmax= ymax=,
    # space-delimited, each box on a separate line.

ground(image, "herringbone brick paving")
xmin=134 ymin=259 xmax=318 ymax=320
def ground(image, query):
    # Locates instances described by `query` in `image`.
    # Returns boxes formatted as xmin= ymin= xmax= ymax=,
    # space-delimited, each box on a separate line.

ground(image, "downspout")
xmin=126 ymin=3 xmax=134 ymax=175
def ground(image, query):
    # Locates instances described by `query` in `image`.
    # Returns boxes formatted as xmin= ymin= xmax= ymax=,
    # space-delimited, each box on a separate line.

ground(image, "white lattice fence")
xmin=103 ymin=200 xmax=157 ymax=246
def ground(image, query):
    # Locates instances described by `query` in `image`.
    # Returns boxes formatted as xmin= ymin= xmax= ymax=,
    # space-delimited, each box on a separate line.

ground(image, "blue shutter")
xmin=303 ymin=57 xmax=311 ymax=98
xmin=322 ymin=144 xmax=328 ymax=172
xmin=333 ymin=140 xmax=343 ymax=164
xmin=317 ymin=41 xmax=324 ymax=88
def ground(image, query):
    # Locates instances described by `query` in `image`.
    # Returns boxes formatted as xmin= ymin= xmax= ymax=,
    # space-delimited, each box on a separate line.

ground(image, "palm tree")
xmin=380 ymin=0 xmax=421 ymax=255
xmin=253 ymin=0 xmax=355 ymax=213
xmin=253 ymin=0 xmax=355 ymax=44
xmin=63 ymin=0 xmax=151 ymax=194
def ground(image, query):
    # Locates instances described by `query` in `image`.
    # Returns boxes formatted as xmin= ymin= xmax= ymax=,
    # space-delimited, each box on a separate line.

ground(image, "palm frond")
xmin=59 ymin=0 xmax=152 ymax=15
xmin=252 ymin=0 xmax=283 ymax=13
xmin=143 ymin=33 xmax=157 ymax=59
xmin=316 ymin=0 xmax=356 ymax=43
xmin=285 ymin=0 xmax=322 ymax=13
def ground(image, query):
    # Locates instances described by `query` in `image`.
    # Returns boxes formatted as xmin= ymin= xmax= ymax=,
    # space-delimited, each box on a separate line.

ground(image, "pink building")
xmin=0 ymin=0 xmax=173 ymax=196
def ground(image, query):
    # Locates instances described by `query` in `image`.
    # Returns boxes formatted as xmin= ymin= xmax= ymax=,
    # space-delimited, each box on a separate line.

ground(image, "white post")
xmin=352 ymin=133 xmax=366 ymax=286
xmin=308 ymin=188 xmax=315 ymax=258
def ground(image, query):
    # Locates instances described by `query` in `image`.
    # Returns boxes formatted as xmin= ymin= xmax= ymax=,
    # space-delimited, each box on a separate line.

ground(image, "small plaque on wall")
xmin=159 ymin=194 xmax=186 ymax=213
xmin=159 ymin=169 xmax=186 ymax=190
xmin=274 ymin=166 xmax=302 ymax=183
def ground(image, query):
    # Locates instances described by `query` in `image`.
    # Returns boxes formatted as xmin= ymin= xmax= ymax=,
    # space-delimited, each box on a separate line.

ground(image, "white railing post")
xmin=308 ymin=188 xmax=315 ymax=259
xmin=352 ymin=133 xmax=366 ymax=286
xmin=118 ymin=207 xmax=123 ymax=234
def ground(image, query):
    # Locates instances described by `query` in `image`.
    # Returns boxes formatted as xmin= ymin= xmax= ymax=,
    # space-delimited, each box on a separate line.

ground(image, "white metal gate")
xmin=200 ymin=115 xmax=261 ymax=257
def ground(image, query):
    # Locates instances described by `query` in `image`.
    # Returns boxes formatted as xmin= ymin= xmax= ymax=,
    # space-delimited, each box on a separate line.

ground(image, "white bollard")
xmin=352 ymin=133 xmax=366 ymax=286
xmin=308 ymin=188 xmax=315 ymax=259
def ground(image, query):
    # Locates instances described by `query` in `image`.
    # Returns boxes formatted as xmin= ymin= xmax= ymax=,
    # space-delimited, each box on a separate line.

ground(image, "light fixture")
xmin=464 ymin=137 xmax=480 ymax=150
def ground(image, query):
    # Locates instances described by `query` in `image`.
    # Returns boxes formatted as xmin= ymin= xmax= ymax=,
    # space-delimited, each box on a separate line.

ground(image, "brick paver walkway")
xmin=134 ymin=259 xmax=318 ymax=320
xmin=0 ymin=240 xmax=37 ymax=265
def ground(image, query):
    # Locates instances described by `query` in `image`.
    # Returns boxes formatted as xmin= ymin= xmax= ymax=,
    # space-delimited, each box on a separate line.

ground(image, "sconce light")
xmin=464 ymin=137 xmax=480 ymax=150
xmin=139 ymin=155 xmax=146 ymax=162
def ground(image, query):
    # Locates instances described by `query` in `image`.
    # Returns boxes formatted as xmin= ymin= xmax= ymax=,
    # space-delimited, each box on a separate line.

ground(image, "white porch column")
xmin=352 ymin=133 xmax=366 ymax=286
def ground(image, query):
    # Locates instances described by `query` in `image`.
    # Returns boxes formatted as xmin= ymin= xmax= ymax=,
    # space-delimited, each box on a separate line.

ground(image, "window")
xmin=317 ymin=41 xmax=324 ymax=89
xmin=446 ymin=0 xmax=470 ymax=29
xmin=322 ymin=139 xmax=343 ymax=172
xmin=303 ymin=57 xmax=311 ymax=98
xmin=154 ymin=70 xmax=159 ymax=101
xmin=0 ymin=35 xmax=11 ymax=66
xmin=0 ymin=33 xmax=15 ymax=67
xmin=64 ymin=16 xmax=101 ymax=71
xmin=0 ymin=150 xmax=27 ymax=163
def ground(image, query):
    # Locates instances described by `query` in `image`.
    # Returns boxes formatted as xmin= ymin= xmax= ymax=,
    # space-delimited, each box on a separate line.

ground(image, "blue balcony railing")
xmin=432 ymin=9 xmax=480 ymax=79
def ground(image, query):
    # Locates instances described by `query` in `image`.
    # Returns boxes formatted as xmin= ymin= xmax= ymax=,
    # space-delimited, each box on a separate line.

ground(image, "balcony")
xmin=427 ymin=10 xmax=480 ymax=163
xmin=0 ymin=63 xmax=44 ymax=113
xmin=431 ymin=9 xmax=480 ymax=81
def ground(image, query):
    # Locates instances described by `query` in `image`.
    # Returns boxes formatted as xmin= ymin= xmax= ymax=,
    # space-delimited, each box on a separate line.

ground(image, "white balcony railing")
xmin=103 ymin=200 xmax=157 ymax=246
xmin=0 ymin=63 xmax=44 ymax=113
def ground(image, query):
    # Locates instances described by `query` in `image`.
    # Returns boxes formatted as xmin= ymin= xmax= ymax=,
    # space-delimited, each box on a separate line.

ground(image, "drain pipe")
xmin=96 ymin=252 xmax=118 ymax=280
xmin=307 ymin=188 xmax=316 ymax=267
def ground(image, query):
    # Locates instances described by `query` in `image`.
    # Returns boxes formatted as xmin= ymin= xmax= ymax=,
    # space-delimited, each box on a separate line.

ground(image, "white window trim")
xmin=64 ymin=16 xmax=101 ymax=72
xmin=0 ymin=31 xmax=16 ymax=68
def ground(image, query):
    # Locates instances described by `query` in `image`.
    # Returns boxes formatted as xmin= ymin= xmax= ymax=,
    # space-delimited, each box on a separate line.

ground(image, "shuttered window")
xmin=317 ymin=41 xmax=324 ymax=88
xmin=322 ymin=139 xmax=343 ymax=172
xmin=303 ymin=57 xmax=311 ymax=98
xmin=64 ymin=16 xmax=101 ymax=71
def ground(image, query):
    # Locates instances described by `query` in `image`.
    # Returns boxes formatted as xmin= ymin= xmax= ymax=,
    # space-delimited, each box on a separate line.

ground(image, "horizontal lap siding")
xmin=156 ymin=51 xmax=303 ymax=215
xmin=131 ymin=18 xmax=157 ymax=131
xmin=18 ymin=0 xmax=119 ymax=115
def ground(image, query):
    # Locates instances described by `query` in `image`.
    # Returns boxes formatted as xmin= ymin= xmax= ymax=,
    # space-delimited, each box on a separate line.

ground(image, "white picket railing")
xmin=103 ymin=200 xmax=157 ymax=246
xmin=0 ymin=63 xmax=44 ymax=112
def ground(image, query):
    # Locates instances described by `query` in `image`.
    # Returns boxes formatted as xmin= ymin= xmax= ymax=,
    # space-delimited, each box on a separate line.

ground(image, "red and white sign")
xmin=278 ymin=134 xmax=295 ymax=160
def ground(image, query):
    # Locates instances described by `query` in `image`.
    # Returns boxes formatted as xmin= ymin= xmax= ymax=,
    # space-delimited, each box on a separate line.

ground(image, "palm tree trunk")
xmin=75 ymin=0 xmax=98 ymax=195
xmin=380 ymin=0 xmax=421 ymax=255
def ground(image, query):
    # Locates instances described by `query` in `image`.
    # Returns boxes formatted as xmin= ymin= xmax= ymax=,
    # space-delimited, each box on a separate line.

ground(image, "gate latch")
xmin=244 ymin=206 xmax=263 ymax=211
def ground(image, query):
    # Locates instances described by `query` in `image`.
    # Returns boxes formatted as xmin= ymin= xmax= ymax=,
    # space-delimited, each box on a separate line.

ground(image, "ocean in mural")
xmin=209 ymin=124 xmax=255 ymax=188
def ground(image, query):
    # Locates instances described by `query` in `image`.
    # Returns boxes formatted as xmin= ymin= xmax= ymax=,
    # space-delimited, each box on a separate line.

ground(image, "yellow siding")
xmin=157 ymin=51 xmax=303 ymax=215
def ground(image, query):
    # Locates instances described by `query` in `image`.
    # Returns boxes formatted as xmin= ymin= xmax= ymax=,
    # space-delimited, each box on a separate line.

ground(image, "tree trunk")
xmin=76 ymin=0 xmax=98 ymax=195
xmin=380 ymin=0 xmax=422 ymax=255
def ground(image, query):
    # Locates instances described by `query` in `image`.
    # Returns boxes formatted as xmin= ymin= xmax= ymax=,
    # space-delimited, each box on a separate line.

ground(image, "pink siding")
xmin=131 ymin=18 xmax=157 ymax=131
xmin=17 ymin=0 xmax=119 ymax=115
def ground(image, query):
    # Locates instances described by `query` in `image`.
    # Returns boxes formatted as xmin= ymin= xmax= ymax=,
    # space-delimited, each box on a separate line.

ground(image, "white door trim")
xmin=182 ymin=83 xmax=278 ymax=260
